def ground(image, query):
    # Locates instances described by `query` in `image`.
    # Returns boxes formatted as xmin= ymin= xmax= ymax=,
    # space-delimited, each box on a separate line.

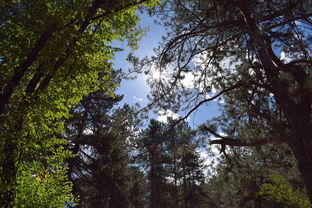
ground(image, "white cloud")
xmin=219 ymin=56 xmax=241 ymax=71
xmin=193 ymin=51 xmax=241 ymax=73
xmin=198 ymin=148 xmax=220 ymax=177
xmin=198 ymin=132 xmax=229 ymax=177
xmin=157 ymin=109 xmax=179 ymax=123
xmin=192 ymin=51 xmax=242 ymax=105
xmin=133 ymin=96 xmax=143 ymax=102
xmin=204 ymin=89 xmax=225 ymax=104
xmin=218 ymin=132 xmax=228 ymax=137
xmin=193 ymin=51 xmax=210 ymax=68
xmin=150 ymin=69 xmax=162 ymax=81
xmin=83 ymin=128 xmax=93 ymax=135
xmin=180 ymin=71 xmax=197 ymax=88
xmin=280 ymin=51 xmax=292 ymax=63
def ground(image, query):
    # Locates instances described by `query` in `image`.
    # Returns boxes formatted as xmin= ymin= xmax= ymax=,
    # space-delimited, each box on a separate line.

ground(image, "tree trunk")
xmin=0 ymin=139 xmax=16 ymax=207
xmin=288 ymin=131 xmax=312 ymax=204
xmin=284 ymin=82 xmax=312 ymax=204
xmin=150 ymin=154 xmax=159 ymax=208
xmin=173 ymin=156 xmax=179 ymax=207
xmin=238 ymin=3 xmax=312 ymax=204
xmin=0 ymin=28 xmax=54 ymax=115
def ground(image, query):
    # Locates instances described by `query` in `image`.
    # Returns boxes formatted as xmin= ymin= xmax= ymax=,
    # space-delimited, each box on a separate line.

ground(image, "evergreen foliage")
xmin=1 ymin=0 xmax=311 ymax=207
xmin=139 ymin=0 xmax=312 ymax=204
xmin=200 ymin=143 xmax=306 ymax=208
xmin=136 ymin=119 xmax=207 ymax=208
xmin=64 ymin=85 xmax=142 ymax=207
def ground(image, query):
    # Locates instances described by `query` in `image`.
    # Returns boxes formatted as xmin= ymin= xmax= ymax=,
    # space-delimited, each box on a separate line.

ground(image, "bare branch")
xmin=203 ymin=126 xmax=286 ymax=152
xmin=169 ymin=80 xmax=243 ymax=131
xmin=210 ymin=138 xmax=282 ymax=148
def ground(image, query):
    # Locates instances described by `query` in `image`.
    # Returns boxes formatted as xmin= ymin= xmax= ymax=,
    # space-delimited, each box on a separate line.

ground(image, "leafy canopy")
xmin=0 ymin=0 xmax=160 ymax=206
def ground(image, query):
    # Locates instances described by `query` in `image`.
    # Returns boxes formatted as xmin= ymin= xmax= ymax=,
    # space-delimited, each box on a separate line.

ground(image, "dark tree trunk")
xmin=173 ymin=156 xmax=179 ymax=207
xmin=289 ymin=134 xmax=312 ymax=204
xmin=66 ymin=143 xmax=80 ymax=198
xmin=283 ymin=76 xmax=312 ymax=204
xmin=287 ymin=115 xmax=312 ymax=204
xmin=149 ymin=154 xmax=160 ymax=208
xmin=0 ymin=28 xmax=54 ymax=114
xmin=0 ymin=139 xmax=16 ymax=207
xmin=238 ymin=2 xmax=312 ymax=205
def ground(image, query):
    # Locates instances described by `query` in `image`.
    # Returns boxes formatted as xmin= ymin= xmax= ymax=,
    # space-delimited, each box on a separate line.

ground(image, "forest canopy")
xmin=0 ymin=0 xmax=311 ymax=207
xmin=139 ymin=0 xmax=312 ymax=205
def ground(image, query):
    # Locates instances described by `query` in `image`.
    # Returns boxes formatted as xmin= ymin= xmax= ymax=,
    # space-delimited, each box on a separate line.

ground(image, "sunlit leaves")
xmin=14 ymin=160 xmax=75 ymax=208
xmin=0 ymin=0 xmax=160 ymax=206
xmin=258 ymin=174 xmax=310 ymax=208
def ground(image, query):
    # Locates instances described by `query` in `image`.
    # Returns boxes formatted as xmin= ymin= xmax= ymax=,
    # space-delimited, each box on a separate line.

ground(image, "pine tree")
xmin=137 ymin=119 xmax=207 ymax=208
xmin=141 ymin=0 xmax=312 ymax=204
xmin=65 ymin=85 xmax=143 ymax=207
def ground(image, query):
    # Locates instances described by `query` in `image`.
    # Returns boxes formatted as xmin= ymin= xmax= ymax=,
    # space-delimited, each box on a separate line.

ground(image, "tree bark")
xmin=238 ymin=1 xmax=312 ymax=204
xmin=149 ymin=152 xmax=159 ymax=208
xmin=0 ymin=27 xmax=55 ymax=114
xmin=289 ymin=131 xmax=312 ymax=204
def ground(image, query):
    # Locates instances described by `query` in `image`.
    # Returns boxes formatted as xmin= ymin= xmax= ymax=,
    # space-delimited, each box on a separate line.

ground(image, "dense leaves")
xmin=1 ymin=0 xmax=311 ymax=207
xmin=258 ymin=174 xmax=310 ymax=208
xmin=0 ymin=0 xmax=159 ymax=206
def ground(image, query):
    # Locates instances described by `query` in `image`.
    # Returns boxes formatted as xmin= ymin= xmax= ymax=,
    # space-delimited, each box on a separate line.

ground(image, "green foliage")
xmin=258 ymin=174 xmax=310 ymax=208
xmin=199 ymin=143 xmax=307 ymax=208
xmin=128 ymin=167 xmax=149 ymax=208
xmin=64 ymin=86 xmax=147 ymax=208
xmin=0 ymin=0 xmax=160 ymax=206
xmin=14 ymin=159 xmax=75 ymax=208
xmin=136 ymin=119 xmax=207 ymax=208
xmin=141 ymin=0 xmax=312 ymax=205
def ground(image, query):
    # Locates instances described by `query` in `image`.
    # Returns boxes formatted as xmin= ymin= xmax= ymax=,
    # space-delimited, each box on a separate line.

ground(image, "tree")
xmin=0 ymin=0 xmax=159 ymax=206
xmin=258 ymin=174 xmax=310 ymax=208
xmin=136 ymin=119 xmax=207 ymax=208
xmin=141 ymin=0 xmax=312 ymax=204
xmin=65 ymin=85 xmax=144 ymax=207
xmin=200 ymin=141 xmax=306 ymax=207
xmin=128 ymin=166 xmax=149 ymax=208
xmin=137 ymin=119 xmax=168 ymax=208
xmin=164 ymin=120 xmax=206 ymax=208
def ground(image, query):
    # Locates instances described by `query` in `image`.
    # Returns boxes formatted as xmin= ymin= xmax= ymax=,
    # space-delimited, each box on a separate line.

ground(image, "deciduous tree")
xmin=0 ymin=0 xmax=159 ymax=206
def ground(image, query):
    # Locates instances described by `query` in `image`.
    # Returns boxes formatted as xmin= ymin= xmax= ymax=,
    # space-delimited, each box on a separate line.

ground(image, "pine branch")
xmin=202 ymin=126 xmax=286 ymax=154
xmin=169 ymin=80 xmax=243 ymax=132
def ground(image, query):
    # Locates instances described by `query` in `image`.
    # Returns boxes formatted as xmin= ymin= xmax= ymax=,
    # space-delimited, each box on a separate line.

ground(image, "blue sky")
xmin=111 ymin=12 xmax=224 ymax=171
xmin=113 ymin=13 xmax=162 ymax=105
xmin=112 ymin=13 xmax=221 ymax=128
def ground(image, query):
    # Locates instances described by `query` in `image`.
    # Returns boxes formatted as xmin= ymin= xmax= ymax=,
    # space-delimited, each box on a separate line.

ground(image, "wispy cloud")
xmin=157 ymin=109 xmax=179 ymax=123
xmin=198 ymin=132 xmax=229 ymax=177
xmin=133 ymin=96 xmax=144 ymax=102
